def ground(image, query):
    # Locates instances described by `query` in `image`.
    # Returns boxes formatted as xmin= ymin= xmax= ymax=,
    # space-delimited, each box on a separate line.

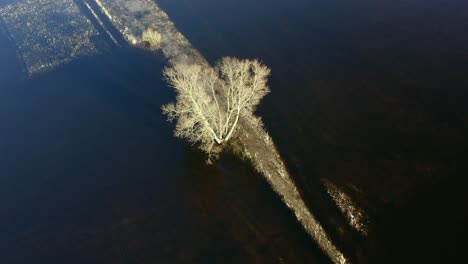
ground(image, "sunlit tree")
xmin=162 ymin=57 xmax=271 ymax=160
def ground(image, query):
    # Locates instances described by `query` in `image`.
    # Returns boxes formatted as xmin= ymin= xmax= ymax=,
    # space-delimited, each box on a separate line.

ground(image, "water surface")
xmin=1 ymin=0 xmax=467 ymax=263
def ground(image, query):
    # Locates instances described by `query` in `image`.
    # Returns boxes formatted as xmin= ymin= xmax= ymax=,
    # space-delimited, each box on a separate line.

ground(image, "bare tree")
xmin=162 ymin=57 xmax=271 ymax=159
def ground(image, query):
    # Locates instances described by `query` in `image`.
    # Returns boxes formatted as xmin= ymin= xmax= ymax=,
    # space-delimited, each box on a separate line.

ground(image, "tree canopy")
xmin=162 ymin=57 xmax=271 ymax=159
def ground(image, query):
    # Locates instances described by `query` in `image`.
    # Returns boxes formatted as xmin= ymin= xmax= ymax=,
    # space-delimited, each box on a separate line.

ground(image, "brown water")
xmin=1 ymin=0 xmax=467 ymax=263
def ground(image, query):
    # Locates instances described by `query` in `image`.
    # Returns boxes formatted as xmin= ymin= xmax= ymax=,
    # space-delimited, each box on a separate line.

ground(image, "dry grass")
xmin=142 ymin=28 xmax=161 ymax=50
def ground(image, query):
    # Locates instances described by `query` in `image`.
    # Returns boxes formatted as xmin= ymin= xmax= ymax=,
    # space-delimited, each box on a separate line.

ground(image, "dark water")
xmin=1 ymin=0 xmax=467 ymax=263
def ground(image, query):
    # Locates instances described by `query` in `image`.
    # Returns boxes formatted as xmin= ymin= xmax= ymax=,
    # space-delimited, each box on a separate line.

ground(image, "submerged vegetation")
xmin=323 ymin=179 xmax=369 ymax=236
xmin=0 ymin=0 xmax=100 ymax=75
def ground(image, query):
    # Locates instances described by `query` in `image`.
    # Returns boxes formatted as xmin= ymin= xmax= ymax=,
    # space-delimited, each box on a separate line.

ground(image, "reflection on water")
xmin=1 ymin=0 xmax=467 ymax=263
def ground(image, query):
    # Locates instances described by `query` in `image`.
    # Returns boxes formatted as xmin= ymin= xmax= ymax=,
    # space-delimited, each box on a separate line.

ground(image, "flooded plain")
xmin=1 ymin=0 xmax=467 ymax=263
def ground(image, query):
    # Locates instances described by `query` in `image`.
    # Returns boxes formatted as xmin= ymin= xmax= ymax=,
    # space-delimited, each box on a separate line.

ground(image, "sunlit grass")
xmin=142 ymin=28 xmax=161 ymax=50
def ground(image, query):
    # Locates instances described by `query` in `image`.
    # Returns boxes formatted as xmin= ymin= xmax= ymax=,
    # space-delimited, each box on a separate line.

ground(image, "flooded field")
xmin=1 ymin=0 xmax=467 ymax=263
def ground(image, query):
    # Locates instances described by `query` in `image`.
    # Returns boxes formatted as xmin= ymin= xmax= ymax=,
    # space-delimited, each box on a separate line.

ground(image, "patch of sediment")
xmin=92 ymin=0 xmax=347 ymax=262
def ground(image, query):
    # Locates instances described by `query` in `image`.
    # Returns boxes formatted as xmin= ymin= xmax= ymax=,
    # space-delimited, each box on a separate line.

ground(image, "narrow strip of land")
xmin=91 ymin=0 xmax=347 ymax=262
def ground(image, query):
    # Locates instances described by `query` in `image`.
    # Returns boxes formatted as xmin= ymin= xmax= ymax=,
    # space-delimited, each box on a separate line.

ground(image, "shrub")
xmin=142 ymin=28 xmax=161 ymax=50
